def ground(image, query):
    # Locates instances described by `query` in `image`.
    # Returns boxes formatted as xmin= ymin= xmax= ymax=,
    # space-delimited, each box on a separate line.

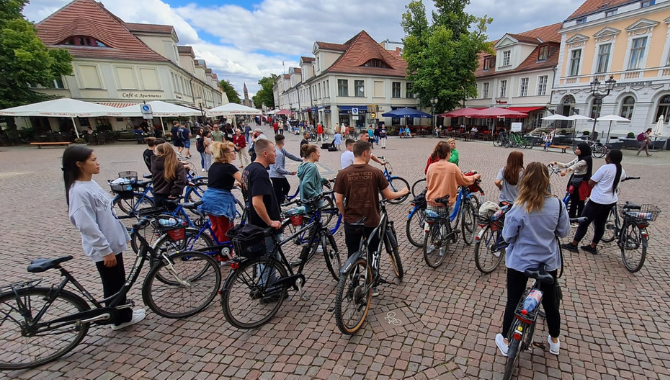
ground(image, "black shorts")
xmin=173 ymin=140 xmax=184 ymax=147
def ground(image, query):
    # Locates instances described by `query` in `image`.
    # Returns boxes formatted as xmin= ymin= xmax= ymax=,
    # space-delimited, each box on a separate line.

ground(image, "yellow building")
xmin=553 ymin=0 xmax=670 ymax=137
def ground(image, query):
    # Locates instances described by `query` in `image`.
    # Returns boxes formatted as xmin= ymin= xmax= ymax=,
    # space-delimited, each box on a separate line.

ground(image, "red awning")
xmin=97 ymin=102 xmax=137 ymax=108
xmin=506 ymin=106 xmax=545 ymax=113
xmin=439 ymin=108 xmax=485 ymax=118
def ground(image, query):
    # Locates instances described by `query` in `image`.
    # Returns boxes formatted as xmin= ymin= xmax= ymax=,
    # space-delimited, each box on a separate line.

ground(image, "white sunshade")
xmin=653 ymin=116 xmax=665 ymax=137
xmin=112 ymin=101 xmax=201 ymax=117
xmin=542 ymin=114 xmax=569 ymax=121
xmin=596 ymin=115 xmax=630 ymax=122
xmin=566 ymin=114 xmax=593 ymax=121
xmin=207 ymin=103 xmax=263 ymax=116
xmin=0 ymin=98 xmax=121 ymax=117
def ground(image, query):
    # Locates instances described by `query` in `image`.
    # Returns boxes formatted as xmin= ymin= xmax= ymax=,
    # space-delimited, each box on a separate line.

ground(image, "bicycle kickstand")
xmin=295 ymin=277 xmax=308 ymax=301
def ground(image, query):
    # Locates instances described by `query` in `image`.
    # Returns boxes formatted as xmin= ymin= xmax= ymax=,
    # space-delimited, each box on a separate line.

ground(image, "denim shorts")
xmin=183 ymin=139 xmax=191 ymax=149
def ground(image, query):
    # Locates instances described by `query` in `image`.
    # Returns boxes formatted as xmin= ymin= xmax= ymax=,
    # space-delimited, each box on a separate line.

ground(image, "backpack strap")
xmin=555 ymin=197 xmax=564 ymax=278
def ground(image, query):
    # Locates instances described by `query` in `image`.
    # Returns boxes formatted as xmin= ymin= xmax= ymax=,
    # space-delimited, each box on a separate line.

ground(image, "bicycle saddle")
xmin=623 ymin=202 xmax=641 ymax=210
xmin=182 ymin=201 xmax=204 ymax=209
xmin=348 ymin=217 xmax=367 ymax=227
xmin=132 ymin=218 xmax=151 ymax=231
xmin=523 ymin=267 xmax=554 ymax=285
xmin=28 ymin=256 xmax=73 ymax=273
xmin=435 ymin=195 xmax=450 ymax=205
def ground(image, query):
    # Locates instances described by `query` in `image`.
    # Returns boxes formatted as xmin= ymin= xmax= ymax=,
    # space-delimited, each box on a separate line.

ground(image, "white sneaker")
xmin=547 ymin=335 xmax=560 ymax=355
xmin=316 ymin=245 xmax=323 ymax=253
xmin=201 ymin=168 xmax=206 ymax=172
xmin=495 ymin=333 xmax=508 ymax=357
xmin=111 ymin=309 xmax=146 ymax=331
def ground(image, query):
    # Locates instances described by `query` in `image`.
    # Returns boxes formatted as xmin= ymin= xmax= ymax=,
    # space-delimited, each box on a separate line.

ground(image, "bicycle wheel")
xmin=114 ymin=193 xmax=154 ymax=216
xmin=406 ymin=208 xmax=426 ymax=248
xmin=503 ymin=333 xmax=521 ymax=380
xmin=423 ymin=221 xmax=449 ymax=268
xmin=151 ymin=229 xmax=215 ymax=284
xmin=319 ymin=196 xmax=337 ymax=228
xmin=220 ymin=256 xmax=288 ymax=329
xmin=186 ymin=178 xmax=208 ymax=202
xmin=411 ymin=178 xmax=426 ymax=198
xmin=493 ymin=136 xmax=502 ymax=147
xmin=601 ymin=208 xmax=616 ymax=243
xmin=322 ymin=231 xmax=343 ymax=281
xmin=474 ymin=225 xmax=505 ymax=274
xmin=523 ymin=138 xmax=532 ymax=149
xmin=593 ymin=144 xmax=607 ymax=158
xmin=387 ymin=177 xmax=410 ymax=204
xmin=0 ymin=287 xmax=90 ymax=370
xmin=620 ymin=223 xmax=647 ymax=273
xmin=461 ymin=200 xmax=478 ymax=245
xmin=334 ymin=258 xmax=372 ymax=335
xmin=386 ymin=231 xmax=404 ymax=279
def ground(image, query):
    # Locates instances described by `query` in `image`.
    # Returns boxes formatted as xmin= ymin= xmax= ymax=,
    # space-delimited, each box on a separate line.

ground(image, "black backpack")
xmin=196 ymin=137 xmax=205 ymax=153
xmin=178 ymin=127 xmax=189 ymax=141
xmin=227 ymin=224 xmax=267 ymax=258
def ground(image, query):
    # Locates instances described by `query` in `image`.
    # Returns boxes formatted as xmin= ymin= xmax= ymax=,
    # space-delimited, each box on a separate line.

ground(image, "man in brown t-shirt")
xmin=334 ymin=141 xmax=409 ymax=266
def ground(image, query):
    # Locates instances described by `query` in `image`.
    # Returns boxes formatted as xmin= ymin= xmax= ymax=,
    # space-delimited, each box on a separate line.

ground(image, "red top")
xmin=425 ymin=156 xmax=439 ymax=175
xmin=233 ymin=134 xmax=246 ymax=148
xmin=273 ymin=122 xmax=278 ymax=130
xmin=317 ymin=125 xmax=323 ymax=134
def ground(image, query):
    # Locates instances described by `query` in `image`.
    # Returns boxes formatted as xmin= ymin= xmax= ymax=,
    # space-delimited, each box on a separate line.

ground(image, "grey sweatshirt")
xmin=68 ymin=181 xmax=130 ymax=262
xmin=269 ymin=147 xmax=302 ymax=179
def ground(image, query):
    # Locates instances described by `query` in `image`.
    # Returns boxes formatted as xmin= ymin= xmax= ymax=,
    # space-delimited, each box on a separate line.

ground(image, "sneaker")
xmin=570 ymin=222 xmax=579 ymax=228
xmin=492 ymin=250 xmax=502 ymax=258
xmin=111 ymin=309 xmax=146 ymax=331
xmin=561 ymin=243 xmax=579 ymax=253
xmin=547 ymin=335 xmax=560 ymax=355
xmin=581 ymin=245 xmax=598 ymax=255
xmin=372 ymin=287 xmax=379 ymax=297
xmin=495 ymin=333 xmax=509 ymax=357
xmin=201 ymin=168 xmax=206 ymax=172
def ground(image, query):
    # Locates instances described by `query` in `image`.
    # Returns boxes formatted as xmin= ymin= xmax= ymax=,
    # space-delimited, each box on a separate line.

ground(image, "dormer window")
xmin=576 ymin=17 xmax=587 ymax=24
xmin=60 ymin=36 xmax=108 ymax=48
xmin=483 ymin=56 xmax=492 ymax=71
xmin=362 ymin=59 xmax=389 ymax=68
xmin=502 ymin=51 xmax=511 ymax=66
xmin=605 ymin=9 xmax=617 ymax=17
xmin=641 ymin=0 xmax=655 ymax=7
xmin=538 ymin=46 xmax=549 ymax=61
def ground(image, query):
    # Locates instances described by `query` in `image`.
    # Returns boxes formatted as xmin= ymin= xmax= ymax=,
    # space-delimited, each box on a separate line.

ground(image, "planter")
xmin=622 ymin=139 xmax=639 ymax=149
xmin=605 ymin=141 xmax=623 ymax=150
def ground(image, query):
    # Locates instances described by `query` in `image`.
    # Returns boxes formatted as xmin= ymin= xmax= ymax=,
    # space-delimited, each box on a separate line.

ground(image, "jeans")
xmin=203 ymin=152 xmax=212 ymax=170
xmin=344 ymin=223 xmax=380 ymax=258
xmin=573 ymin=200 xmax=615 ymax=245
xmin=502 ymin=268 xmax=560 ymax=338
xmin=257 ymin=233 xmax=282 ymax=286
xmin=199 ymin=152 xmax=206 ymax=170
xmin=95 ymin=253 xmax=133 ymax=325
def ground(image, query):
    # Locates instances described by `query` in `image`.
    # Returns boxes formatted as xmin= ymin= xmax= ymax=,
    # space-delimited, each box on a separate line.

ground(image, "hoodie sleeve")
xmin=71 ymin=205 xmax=113 ymax=258
xmin=171 ymin=164 xmax=188 ymax=197
xmin=302 ymin=165 xmax=322 ymax=200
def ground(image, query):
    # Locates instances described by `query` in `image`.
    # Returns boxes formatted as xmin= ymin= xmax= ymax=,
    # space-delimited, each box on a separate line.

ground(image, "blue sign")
xmin=352 ymin=107 xmax=359 ymax=115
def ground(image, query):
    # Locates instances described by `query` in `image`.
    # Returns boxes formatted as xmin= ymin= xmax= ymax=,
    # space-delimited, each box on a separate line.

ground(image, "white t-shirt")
xmin=341 ymin=150 xmax=354 ymax=169
xmin=589 ymin=164 xmax=626 ymax=205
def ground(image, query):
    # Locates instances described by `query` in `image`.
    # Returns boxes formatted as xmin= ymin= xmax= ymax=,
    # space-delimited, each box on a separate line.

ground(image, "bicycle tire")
xmin=503 ymin=334 xmax=521 ymax=380
xmin=593 ymin=144 xmax=607 ymax=159
xmin=406 ymin=208 xmax=426 ymax=248
xmin=620 ymin=223 xmax=647 ymax=273
xmin=320 ymin=196 xmax=337 ymax=228
xmin=334 ymin=258 xmax=372 ymax=335
xmin=423 ymin=221 xmax=449 ymax=268
xmin=0 ymin=287 xmax=90 ymax=370
xmin=461 ymin=200 xmax=478 ymax=245
xmin=411 ymin=178 xmax=426 ymax=198
xmin=387 ymin=177 xmax=410 ymax=204
xmin=474 ymin=225 xmax=505 ymax=274
xmin=322 ymin=231 xmax=343 ymax=281
xmin=601 ymin=208 xmax=616 ymax=243
xmin=220 ymin=256 xmax=288 ymax=329
xmin=186 ymin=178 xmax=208 ymax=203
xmin=114 ymin=193 xmax=154 ymax=216
xmin=523 ymin=139 xmax=532 ymax=149
xmin=386 ymin=231 xmax=404 ymax=279
xmin=493 ymin=136 xmax=502 ymax=147
xmin=150 ymin=228 xmax=215 ymax=284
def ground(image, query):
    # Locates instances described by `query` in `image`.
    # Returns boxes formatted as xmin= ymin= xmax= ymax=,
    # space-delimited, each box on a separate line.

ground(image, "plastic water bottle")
xmin=491 ymin=209 xmax=504 ymax=221
xmin=286 ymin=206 xmax=306 ymax=216
xmin=521 ymin=289 xmax=543 ymax=315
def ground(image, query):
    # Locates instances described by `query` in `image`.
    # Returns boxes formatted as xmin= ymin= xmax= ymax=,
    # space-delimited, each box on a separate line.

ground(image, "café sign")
xmin=122 ymin=92 xmax=163 ymax=99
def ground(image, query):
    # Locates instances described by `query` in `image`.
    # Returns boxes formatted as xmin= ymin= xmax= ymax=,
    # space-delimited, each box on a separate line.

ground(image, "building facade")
xmin=28 ymin=0 xmax=225 ymax=131
xmin=551 ymin=0 xmax=670 ymax=136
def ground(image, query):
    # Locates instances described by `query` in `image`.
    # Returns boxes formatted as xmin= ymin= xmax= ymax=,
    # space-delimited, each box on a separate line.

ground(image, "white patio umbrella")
xmin=566 ymin=114 xmax=593 ymax=137
xmin=597 ymin=115 xmax=630 ymax=144
xmin=206 ymin=103 xmax=262 ymax=117
xmin=0 ymin=98 xmax=122 ymax=138
xmin=652 ymin=115 xmax=665 ymax=149
xmin=113 ymin=101 xmax=201 ymax=135
xmin=541 ymin=114 xmax=569 ymax=120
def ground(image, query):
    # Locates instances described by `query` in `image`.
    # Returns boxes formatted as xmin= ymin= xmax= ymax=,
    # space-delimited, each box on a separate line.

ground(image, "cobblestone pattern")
xmin=1 ymin=130 xmax=669 ymax=380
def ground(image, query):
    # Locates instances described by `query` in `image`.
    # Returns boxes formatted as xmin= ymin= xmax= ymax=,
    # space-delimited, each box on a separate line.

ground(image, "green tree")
xmin=252 ymin=74 xmax=277 ymax=109
xmin=401 ymin=0 xmax=492 ymax=113
xmin=0 ymin=0 xmax=73 ymax=110
xmin=219 ymin=79 xmax=241 ymax=104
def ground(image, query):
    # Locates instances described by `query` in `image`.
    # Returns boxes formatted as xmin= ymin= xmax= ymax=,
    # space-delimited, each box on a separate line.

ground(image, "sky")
xmin=24 ymin=0 xmax=586 ymax=98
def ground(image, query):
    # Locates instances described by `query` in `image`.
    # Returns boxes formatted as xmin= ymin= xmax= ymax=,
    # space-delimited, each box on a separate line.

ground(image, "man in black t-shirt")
xmin=242 ymin=138 xmax=281 ymax=231
xmin=299 ymin=131 xmax=310 ymax=157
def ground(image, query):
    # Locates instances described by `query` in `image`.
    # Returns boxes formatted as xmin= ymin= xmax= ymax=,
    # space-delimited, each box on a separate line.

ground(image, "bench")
xmin=549 ymin=145 xmax=570 ymax=153
xmin=30 ymin=142 xmax=71 ymax=149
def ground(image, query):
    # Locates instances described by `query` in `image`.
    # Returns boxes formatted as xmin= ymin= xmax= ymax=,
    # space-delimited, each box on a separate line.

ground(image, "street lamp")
xmin=430 ymin=97 xmax=438 ymax=128
xmin=588 ymin=75 xmax=616 ymax=139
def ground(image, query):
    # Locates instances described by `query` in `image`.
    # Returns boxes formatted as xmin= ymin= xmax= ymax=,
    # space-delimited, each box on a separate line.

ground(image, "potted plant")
xmin=582 ymin=130 xmax=590 ymax=136
xmin=74 ymin=137 xmax=85 ymax=144
xmin=627 ymin=132 xmax=635 ymax=138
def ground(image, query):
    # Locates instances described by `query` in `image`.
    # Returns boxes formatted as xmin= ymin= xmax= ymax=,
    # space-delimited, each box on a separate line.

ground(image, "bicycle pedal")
xmin=532 ymin=342 xmax=546 ymax=350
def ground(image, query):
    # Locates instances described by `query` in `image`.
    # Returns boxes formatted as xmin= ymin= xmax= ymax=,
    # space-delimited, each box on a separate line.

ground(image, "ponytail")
xmin=62 ymin=146 xmax=94 ymax=207
xmin=608 ymin=150 xmax=623 ymax=193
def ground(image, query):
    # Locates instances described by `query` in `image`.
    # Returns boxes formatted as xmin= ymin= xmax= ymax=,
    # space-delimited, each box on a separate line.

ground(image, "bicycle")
xmin=0 ymin=216 xmax=222 ymax=370
xmin=220 ymin=195 xmax=343 ymax=329
xmin=474 ymin=203 xmax=511 ymax=273
xmin=572 ymin=138 xmax=607 ymax=158
xmin=411 ymin=178 xmax=426 ymax=198
xmin=406 ymin=191 xmax=427 ymax=247
xmin=377 ymin=156 xmax=410 ymax=204
xmin=333 ymin=199 xmax=403 ymax=334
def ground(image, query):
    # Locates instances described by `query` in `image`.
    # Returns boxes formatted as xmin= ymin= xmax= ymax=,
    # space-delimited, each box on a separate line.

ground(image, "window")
xmin=576 ymin=17 xmax=587 ymax=24
xmin=628 ymin=37 xmax=647 ymax=70
xmin=569 ymin=49 xmax=581 ymax=76
xmin=620 ymin=96 xmax=635 ymax=119
xmin=538 ymin=46 xmax=549 ymax=61
xmin=499 ymin=80 xmax=507 ymax=98
xmin=337 ymin=79 xmax=348 ymax=96
xmin=483 ymin=83 xmax=489 ymax=98
xmin=519 ymin=78 xmax=529 ymax=97
xmin=590 ymin=99 xmax=602 ymax=119
xmin=502 ymin=51 xmax=511 ymax=66
xmin=325 ymin=80 xmax=329 ymax=97
xmin=483 ymin=57 xmax=492 ymax=70
xmin=641 ymin=0 xmax=655 ymax=8
xmin=362 ymin=59 xmax=389 ymax=68
xmin=656 ymin=95 xmax=670 ymax=123
xmin=596 ymin=43 xmax=611 ymax=73
xmin=53 ymin=77 xmax=65 ymax=89
xmin=605 ymin=9 xmax=617 ymax=17
xmin=354 ymin=80 xmax=364 ymax=97
xmin=406 ymin=82 xmax=413 ymax=98
xmin=392 ymin=82 xmax=401 ymax=98
xmin=537 ymin=75 xmax=548 ymax=96
xmin=60 ymin=35 xmax=108 ymax=47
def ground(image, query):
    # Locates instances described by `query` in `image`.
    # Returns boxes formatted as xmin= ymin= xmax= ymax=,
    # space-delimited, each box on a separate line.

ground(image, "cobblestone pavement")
xmin=1 ymin=129 xmax=670 ymax=380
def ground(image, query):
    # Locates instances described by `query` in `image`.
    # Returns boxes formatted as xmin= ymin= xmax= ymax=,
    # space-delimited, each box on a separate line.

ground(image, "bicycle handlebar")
xmin=622 ymin=176 xmax=640 ymax=181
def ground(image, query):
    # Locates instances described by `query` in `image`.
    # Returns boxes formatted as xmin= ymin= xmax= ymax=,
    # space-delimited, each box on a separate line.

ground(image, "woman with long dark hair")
xmin=151 ymin=143 xmax=187 ymax=210
xmin=63 ymin=146 xmax=145 ymax=330
xmin=552 ymin=142 xmax=592 ymax=219
xmin=562 ymin=150 xmax=626 ymax=254
xmin=495 ymin=162 xmax=570 ymax=357
xmin=495 ymin=151 xmax=524 ymax=204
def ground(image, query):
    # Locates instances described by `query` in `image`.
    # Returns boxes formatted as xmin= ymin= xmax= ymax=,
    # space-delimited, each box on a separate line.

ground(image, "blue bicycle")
xmin=474 ymin=202 xmax=511 ymax=274
xmin=377 ymin=156 xmax=410 ymax=204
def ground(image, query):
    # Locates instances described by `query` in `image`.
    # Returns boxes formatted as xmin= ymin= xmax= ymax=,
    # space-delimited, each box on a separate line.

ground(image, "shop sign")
xmin=122 ymin=92 xmax=163 ymax=99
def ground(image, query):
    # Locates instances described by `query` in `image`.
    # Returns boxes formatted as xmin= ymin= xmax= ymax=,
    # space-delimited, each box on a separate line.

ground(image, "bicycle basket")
xmin=109 ymin=178 xmax=134 ymax=199
xmin=619 ymin=204 xmax=660 ymax=224
xmin=227 ymin=224 xmax=267 ymax=259
xmin=118 ymin=171 xmax=138 ymax=184
xmin=155 ymin=215 xmax=187 ymax=241
xmin=425 ymin=205 xmax=448 ymax=221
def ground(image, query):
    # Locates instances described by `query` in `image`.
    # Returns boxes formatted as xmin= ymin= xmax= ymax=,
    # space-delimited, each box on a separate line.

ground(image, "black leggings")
xmin=344 ymin=223 xmax=380 ymax=258
xmin=95 ymin=253 xmax=133 ymax=325
xmin=271 ymin=177 xmax=291 ymax=205
xmin=574 ymin=200 xmax=615 ymax=245
xmin=568 ymin=189 xmax=584 ymax=219
xmin=502 ymin=268 xmax=560 ymax=338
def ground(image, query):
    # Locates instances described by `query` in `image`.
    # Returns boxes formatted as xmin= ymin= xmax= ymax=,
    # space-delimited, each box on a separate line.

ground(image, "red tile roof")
xmin=475 ymin=42 xmax=560 ymax=78
xmin=325 ymin=31 xmax=407 ymax=78
xmin=293 ymin=68 xmax=302 ymax=73
xmin=301 ymin=56 xmax=315 ymax=62
xmin=506 ymin=33 xmax=543 ymax=44
xmin=517 ymin=23 xmax=562 ymax=44
xmin=315 ymin=41 xmax=348 ymax=51
xmin=568 ymin=0 xmax=629 ymax=20
xmin=178 ymin=45 xmax=195 ymax=57
xmin=36 ymin=0 xmax=167 ymax=62
xmin=125 ymin=23 xmax=174 ymax=35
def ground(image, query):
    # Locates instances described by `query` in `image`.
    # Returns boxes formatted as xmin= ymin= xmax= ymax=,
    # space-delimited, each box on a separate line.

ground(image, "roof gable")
xmin=325 ymin=30 xmax=407 ymax=77
xmin=36 ymin=0 xmax=167 ymax=62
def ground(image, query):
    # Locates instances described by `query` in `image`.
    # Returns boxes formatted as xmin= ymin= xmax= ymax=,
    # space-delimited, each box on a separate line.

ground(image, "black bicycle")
xmin=0 ymin=216 xmax=222 ymax=370
xmin=220 ymin=195 xmax=342 ymax=329
xmin=333 ymin=199 xmax=403 ymax=334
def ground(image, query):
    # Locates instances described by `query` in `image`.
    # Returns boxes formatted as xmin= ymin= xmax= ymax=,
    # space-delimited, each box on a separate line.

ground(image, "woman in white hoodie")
xmin=63 ymin=146 xmax=145 ymax=330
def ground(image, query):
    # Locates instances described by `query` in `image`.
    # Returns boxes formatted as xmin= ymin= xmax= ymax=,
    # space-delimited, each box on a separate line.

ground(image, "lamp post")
xmin=588 ymin=75 xmax=616 ymax=140
xmin=430 ymin=97 xmax=438 ymax=129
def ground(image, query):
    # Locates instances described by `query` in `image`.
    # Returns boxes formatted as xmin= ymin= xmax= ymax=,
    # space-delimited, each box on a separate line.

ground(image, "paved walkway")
xmin=1 ymin=131 xmax=669 ymax=380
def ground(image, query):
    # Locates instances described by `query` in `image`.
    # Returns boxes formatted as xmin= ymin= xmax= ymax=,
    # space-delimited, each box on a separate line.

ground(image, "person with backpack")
xmin=178 ymin=123 xmax=191 ymax=159
xmin=171 ymin=121 xmax=183 ymax=156
xmin=379 ymin=126 xmax=387 ymax=149
xmin=195 ymin=127 xmax=206 ymax=171
xmin=637 ymin=128 xmax=653 ymax=156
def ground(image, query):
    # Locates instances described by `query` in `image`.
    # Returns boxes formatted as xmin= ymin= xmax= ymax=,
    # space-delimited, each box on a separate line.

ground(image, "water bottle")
xmin=286 ymin=206 xmax=306 ymax=216
xmin=491 ymin=209 xmax=504 ymax=221
xmin=521 ymin=289 xmax=543 ymax=315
